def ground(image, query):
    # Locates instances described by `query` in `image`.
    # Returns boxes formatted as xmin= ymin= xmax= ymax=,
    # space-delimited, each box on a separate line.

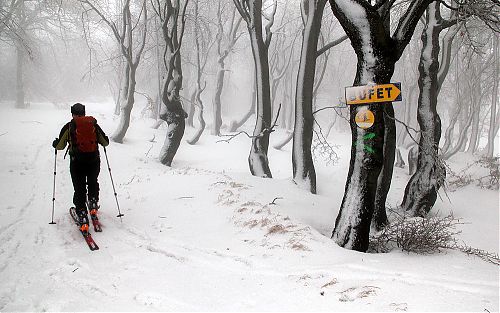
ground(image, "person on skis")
xmin=52 ymin=103 xmax=109 ymax=232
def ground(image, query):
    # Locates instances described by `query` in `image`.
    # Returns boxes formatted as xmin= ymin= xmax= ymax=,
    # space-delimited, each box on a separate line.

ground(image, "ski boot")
xmin=76 ymin=208 xmax=90 ymax=236
xmin=88 ymin=198 xmax=102 ymax=232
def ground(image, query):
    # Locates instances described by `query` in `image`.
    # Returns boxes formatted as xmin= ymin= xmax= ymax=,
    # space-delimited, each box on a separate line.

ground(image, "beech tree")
xmin=232 ymin=0 xmax=277 ymax=178
xmin=212 ymin=1 xmax=243 ymax=136
xmin=400 ymin=2 xmax=460 ymax=217
xmin=153 ymin=0 xmax=189 ymax=166
xmin=80 ymin=0 xmax=148 ymax=143
xmin=327 ymin=0 xmax=434 ymax=252
xmin=292 ymin=0 xmax=347 ymax=194
xmin=186 ymin=0 xmax=215 ymax=144
xmin=486 ymin=36 xmax=499 ymax=157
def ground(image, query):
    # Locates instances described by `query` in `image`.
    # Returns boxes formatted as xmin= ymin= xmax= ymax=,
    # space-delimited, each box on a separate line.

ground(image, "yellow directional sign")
xmin=345 ymin=83 xmax=402 ymax=105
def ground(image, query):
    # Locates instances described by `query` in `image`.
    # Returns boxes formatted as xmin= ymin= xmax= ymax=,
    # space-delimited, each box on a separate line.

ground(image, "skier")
xmin=52 ymin=103 xmax=109 ymax=233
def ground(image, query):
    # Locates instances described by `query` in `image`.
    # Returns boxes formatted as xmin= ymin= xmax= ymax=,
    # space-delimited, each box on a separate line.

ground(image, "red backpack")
xmin=71 ymin=116 xmax=98 ymax=153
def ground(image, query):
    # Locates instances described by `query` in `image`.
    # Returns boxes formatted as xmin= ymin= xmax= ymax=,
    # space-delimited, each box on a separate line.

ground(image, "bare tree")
xmin=80 ymin=0 xmax=148 ymax=143
xmin=212 ymin=0 xmax=243 ymax=136
xmin=0 ymin=0 xmax=22 ymax=36
xmin=327 ymin=0 xmax=434 ymax=252
xmin=400 ymin=2 xmax=460 ymax=217
xmin=292 ymin=0 xmax=347 ymax=194
xmin=232 ymin=0 xmax=277 ymax=178
xmin=187 ymin=0 xmax=215 ymax=144
xmin=486 ymin=35 xmax=498 ymax=157
xmin=292 ymin=0 xmax=326 ymax=194
xmin=152 ymin=0 xmax=189 ymax=166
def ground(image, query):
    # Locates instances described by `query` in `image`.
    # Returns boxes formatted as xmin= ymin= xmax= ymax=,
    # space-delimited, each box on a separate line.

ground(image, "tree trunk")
xmin=372 ymin=102 xmax=395 ymax=231
xmin=401 ymin=3 xmax=445 ymax=217
xmin=329 ymin=15 xmax=395 ymax=252
xmin=114 ymin=59 xmax=127 ymax=116
xmin=487 ymin=36 xmax=499 ymax=157
xmin=442 ymin=101 xmax=474 ymax=160
xmin=112 ymin=65 xmax=137 ymax=143
xmin=244 ymin=1 xmax=273 ymax=178
xmin=188 ymin=7 xmax=206 ymax=146
xmin=440 ymin=103 xmax=461 ymax=155
xmin=212 ymin=64 xmax=225 ymax=136
xmin=327 ymin=0 xmax=433 ymax=251
xmin=292 ymin=0 xmax=326 ymax=194
xmin=15 ymin=42 xmax=26 ymax=109
xmin=187 ymin=100 xmax=205 ymax=144
xmin=158 ymin=0 xmax=188 ymax=166
xmin=467 ymin=75 xmax=481 ymax=154
xmin=186 ymin=90 xmax=195 ymax=127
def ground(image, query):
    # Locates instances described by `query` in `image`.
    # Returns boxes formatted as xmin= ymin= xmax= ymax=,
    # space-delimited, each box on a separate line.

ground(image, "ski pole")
xmin=50 ymin=149 xmax=57 ymax=225
xmin=103 ymin=146 xmax=124 ymax=220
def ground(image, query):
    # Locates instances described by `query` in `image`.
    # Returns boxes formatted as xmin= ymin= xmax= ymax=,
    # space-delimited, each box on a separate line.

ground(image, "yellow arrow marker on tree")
xmin=345 ymin=83 xmax=402 ymax=105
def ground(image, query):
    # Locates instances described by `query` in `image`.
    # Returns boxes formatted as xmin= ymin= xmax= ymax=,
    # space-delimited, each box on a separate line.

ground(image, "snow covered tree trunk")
xmin=115 ymin=62 xmax=129 ymax=116
xmin=248 ymin=30 xmax=273 ymax=178
xmin=212 ymin=63 xmax=225 ymax=136
xmin=467 ymin=77 xmax=481 ymax=154
xmin=329 ymin=17 xmax=393 ymax=252
xmin=292 ymin=0 xmax=327 ymax=194
xmin=442 ymin=102 xmax=474 ymax=160
xmin=186 ymin=90 xmax=195 ymax=128
xmin=157 ymin=0 xmax=189 ymax=166
xmin=487 ymin=36 xmax=498 ymax=157
xmin=401 ymin=3 xmax=446 ymax=217
xmin=187 ymin=90 xmax=205 ymax=144
xmin=112 ymin=65 xmax=137 ymax=143
xmin=440 ymin=105 xmax=461 ymax=155
xmin=188 ymin=2 xmax=206 ymax=145
xmin=233 ymin=0 xmax=275 ymax=178
xmin=328 ymin=0 xmax=432 ymax=251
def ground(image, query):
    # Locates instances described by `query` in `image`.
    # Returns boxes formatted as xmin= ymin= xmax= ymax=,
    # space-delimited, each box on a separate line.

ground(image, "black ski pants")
xmin=70 ymin=157 xmax=100 ymax=212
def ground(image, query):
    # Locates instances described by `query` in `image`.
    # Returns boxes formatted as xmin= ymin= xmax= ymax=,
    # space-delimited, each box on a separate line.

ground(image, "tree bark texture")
xmin=112 ymin=66 xmax=137 ymax=143
xmin=328 ymin=0 xmax=432 ymax=251
xmin=157 ymin=0 xmax=189 ymax=166
xmin=292 ymin=0 xmax=326 ymax=194
xmin=234 ymin=0 xmax=274 ymax=178
xmin=401 ymin=2 xmax=446 ymax=217
xmin=487 ymin=36 xmax=498 ymax=157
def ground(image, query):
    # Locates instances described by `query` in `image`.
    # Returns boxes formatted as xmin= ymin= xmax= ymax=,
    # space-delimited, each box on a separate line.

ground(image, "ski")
xmin=69 ymin=207 xmax=99 ymax=251
xmin=90 ymin=209 xmax=102 ymax=232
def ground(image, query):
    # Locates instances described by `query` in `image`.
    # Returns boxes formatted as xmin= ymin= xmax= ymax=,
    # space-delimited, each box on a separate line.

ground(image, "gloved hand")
xmin=52 ymin=138 xmax=59 ymax=148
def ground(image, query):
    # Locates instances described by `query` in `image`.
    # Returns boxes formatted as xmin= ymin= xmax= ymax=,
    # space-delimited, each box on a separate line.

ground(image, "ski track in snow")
xmin=0 ymin=104 xmax=498 ymax=311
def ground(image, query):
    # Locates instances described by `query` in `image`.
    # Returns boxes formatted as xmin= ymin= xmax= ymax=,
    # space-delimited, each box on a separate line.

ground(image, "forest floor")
xmin=0 ymin=101 xmax=498 ymax=311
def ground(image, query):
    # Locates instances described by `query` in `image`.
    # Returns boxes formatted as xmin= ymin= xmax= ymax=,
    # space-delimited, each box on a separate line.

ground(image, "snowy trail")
xmin=0 ymin=103 xmax=498 ymax=311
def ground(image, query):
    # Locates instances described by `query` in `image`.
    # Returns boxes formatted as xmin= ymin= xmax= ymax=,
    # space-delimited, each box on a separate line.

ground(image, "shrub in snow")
xmin=369 ymin=212 xmax=461 ymax=254
xmin=447 ymin=156 xmax=499 ymax=191
xmin=369 ymin=210 xmax=500 ymax=265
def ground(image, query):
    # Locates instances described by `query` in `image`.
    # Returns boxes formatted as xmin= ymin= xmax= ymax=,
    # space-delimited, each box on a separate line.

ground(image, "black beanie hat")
xmin=71 ymin=103 xmax=85 ymax=116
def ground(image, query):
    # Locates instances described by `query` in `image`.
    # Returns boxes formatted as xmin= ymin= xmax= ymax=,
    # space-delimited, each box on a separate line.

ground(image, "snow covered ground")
xmin=0 ymin=101 xmax=498 ymax=311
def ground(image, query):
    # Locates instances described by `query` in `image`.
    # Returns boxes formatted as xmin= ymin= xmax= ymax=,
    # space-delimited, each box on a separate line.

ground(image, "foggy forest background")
xmin=0 ymin=0 xmax=498 ymax=252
